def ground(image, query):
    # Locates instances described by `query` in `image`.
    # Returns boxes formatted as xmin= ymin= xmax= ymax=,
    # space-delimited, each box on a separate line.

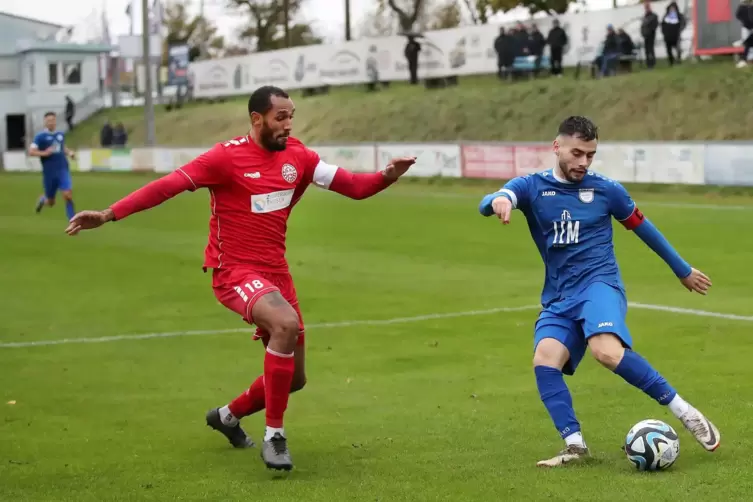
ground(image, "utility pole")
xmin=345 ymin=0 xmax=351 ymax=41
xmin=199 ymin=0 xmax=207 ymax=58
xmin=141 ymin=0 xmax=156 ymax=146
xmin=283 ymin=0 xmax=291 ymax=47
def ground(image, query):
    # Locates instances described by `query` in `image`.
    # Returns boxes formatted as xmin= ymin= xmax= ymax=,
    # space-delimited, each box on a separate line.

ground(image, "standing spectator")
xmin=404 ymin=35 xmax=421 ymax=85
xmin=65 ymin=96 xmax=75 ymax=130
xmin=600 ymin=25 xmax=621 ymax=77
xmin=547 ymin=19 xmax=568 ymax=77
xmin=100 ymin=119 xmax=113 ymax=147
xmin=494 ymin=27 xmax=516 ymax=79
xmin=661 ymin=1 xmax=685 ymax=66
xmin=529 ymin=24 xmax=546 ymax=76
xmin=736 ymin=0 xmax=753 ymax=68
xmin=641 ymin=1 xmax=659 ymax=69
xmin=513 ymin=23 xmax=530 ymax=57
xmin=112 ymin=123 xmax=128 ymax=147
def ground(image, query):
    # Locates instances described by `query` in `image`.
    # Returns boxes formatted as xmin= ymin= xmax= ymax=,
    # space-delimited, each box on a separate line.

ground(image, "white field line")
xmin=1 ymin=303 xmax=751 ymax=349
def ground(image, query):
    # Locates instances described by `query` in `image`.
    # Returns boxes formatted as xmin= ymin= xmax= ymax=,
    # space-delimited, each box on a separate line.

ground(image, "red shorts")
xmin=212 ymin=267 xmax=304 ymax=345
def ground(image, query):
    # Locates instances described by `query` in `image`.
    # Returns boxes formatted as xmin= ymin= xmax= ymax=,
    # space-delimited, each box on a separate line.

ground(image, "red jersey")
xmin=110 ymin=136 xmax=394 ymax=272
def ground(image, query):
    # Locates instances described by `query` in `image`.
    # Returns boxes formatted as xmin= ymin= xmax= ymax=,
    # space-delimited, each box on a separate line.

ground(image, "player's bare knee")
xmin=62 ymin=191 xmax=73 ymax=201
xmin=267 ymin=314 xmax=299 ymax=350
xmin=588 ymin=333 xmax=625 ymax=370
xmin=533 ymin=338 xmax=570 ymax=369
xmin=47 ymin=198 xmax=56 ymax=207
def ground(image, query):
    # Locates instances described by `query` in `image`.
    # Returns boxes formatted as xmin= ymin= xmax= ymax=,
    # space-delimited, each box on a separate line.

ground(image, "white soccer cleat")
xmin=679 ymin=406 xmax=720 ymax=451
xmin=536 ymin=445 xmax=590 ymax=467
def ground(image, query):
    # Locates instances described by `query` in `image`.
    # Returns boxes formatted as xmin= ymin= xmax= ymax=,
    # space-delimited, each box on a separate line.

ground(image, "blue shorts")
xmin=534 ymin=282 xmax=631 ymax=375
xmin=42 ymin=168 xmax=72 ymax=199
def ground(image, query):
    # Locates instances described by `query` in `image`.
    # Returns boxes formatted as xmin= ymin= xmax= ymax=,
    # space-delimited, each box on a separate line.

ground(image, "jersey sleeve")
xmin=175 ymin=143 xmax=229 ymax=190
xmin=478 ymin=175 xmax=532 ymax=216
xmin=608 ymin=181 xmax=644 ymax=229
xmin=30 ymin=132 xmax=45 ymax=150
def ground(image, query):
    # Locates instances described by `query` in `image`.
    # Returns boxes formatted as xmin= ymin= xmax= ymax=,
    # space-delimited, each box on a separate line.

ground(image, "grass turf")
xmin=1 ymin=173 xmax=753 ymax=500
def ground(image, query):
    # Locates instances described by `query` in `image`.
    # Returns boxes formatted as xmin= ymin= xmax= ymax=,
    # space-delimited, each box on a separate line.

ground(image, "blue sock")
xmin=535 ymin=366 xmax=580 ymax=439
xmin=613 ymin=350 xmax=676 ymax=405
xmin=65 ymin=199 xmax=75 ymax=220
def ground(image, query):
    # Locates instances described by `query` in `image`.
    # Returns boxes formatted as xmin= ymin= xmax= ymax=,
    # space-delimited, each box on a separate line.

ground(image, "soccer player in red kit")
xmin=65 ymin=86 xmax=417 ymax=471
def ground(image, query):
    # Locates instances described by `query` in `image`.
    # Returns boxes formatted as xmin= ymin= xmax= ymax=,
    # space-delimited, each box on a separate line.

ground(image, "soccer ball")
xmin=624 ymin=419 xmax=680 ymax=471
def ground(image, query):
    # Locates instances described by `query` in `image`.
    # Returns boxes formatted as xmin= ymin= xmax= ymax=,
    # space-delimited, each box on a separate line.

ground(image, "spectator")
xmin=618 ymin=28 xmax=635 ymax=55
xmin=547 ymin=19 xmax=568 ymax=77
xmin=404 ymin=35 xmax=421 ymax=85
xmin=661 ymin=1 xmax=685 ymax=66
xmin=529 ymin=24 xmax=546 ymax=76
xmin=513 ymin=23 xmax=530 ymax=57
xmin=112 ymin=123 xmax=128 ymax=147
xmin=494 ymin=27 xmax=516 ymax=79
xmin=100 ymin=119 xmax=113 ymax=147
xmin=65 ymin=96 xmax=75 ymax=130
xmin=736 ymin=0 xmax=753 ymax=68
xmin=641 ymin=1 xmax=659 ymax=69
xmin=600 ymin=24 xmax=621 ymax=77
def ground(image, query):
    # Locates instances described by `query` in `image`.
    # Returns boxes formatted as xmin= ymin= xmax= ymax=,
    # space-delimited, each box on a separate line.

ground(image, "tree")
xmin=162 ymin=0 xmax=224 ymax=61
xmin=429 ymin=1 xmax=463 ymax=29
xmin=520 ymin=0 xmax=574 ymax=14
xmin=230 ymin=0 xmax=321 ymax=52
xmin=386 ymin=0 xmax=428 ymax=32
xmin=359 ymin=0 xmax=399 ymax=37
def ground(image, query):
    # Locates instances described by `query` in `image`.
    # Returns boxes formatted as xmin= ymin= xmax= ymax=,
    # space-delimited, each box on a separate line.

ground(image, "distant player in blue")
xmin=479 ymin=116 xmax=720 ymax=467
xmin=29 ymin=111 xmax=76 ymax=220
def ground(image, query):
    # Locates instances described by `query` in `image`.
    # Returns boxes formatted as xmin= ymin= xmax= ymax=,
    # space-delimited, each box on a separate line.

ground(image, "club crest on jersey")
xmin=578 ymin=188 xmax=594 ymax=203
xmin=281 ymin=163 xmax=297 ymax=183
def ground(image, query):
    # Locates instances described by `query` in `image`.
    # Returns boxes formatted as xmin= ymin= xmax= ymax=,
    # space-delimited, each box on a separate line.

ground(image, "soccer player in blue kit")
xmin=29 ymin=111 xmax=76 ymax=220
xmin=478 ymin=116 xmax=720 ymax=467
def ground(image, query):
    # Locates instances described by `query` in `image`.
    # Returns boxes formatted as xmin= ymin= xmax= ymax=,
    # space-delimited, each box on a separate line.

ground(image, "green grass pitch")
xmin=1 ymin=173 xmax=753 ymax=501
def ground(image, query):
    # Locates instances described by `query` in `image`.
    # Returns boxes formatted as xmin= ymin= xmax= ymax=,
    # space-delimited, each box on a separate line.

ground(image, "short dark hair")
xmin=44 ymin=111 xmax=56 ymax=118
xmin=558 ymin=116 xmax=598 ymax=141
xmin=248 ymin=86 xmax=289 ymax=115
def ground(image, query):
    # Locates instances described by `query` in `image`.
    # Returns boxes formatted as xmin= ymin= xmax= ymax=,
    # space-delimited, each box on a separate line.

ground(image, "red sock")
xmin=228 ymin=375 xmax=265 ymax=418
xmin=264 ymin=347 xmax=295 ymax=428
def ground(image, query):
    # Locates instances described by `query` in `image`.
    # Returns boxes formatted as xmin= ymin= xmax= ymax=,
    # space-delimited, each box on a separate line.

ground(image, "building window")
xmin=29 ymin=63 xmax=35 ymax=88
xmin=48 ymin=62 xmax=58 ymax=85
xmin=63 ymin=62 xmax=82 ymax=85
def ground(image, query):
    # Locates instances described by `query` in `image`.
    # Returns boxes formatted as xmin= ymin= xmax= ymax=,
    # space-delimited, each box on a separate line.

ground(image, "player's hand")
xmin=44 ymin=146 xmax=55 ymax=156
xmin=383 ymin=156 xmax=417 ymax=181
xmin=680 ymin=268 xmax=712 ymax=295
xmin=65 ymin=209 xmax=115 ymax=235
xmin=491 ymin=196 xmax=513 ymax=224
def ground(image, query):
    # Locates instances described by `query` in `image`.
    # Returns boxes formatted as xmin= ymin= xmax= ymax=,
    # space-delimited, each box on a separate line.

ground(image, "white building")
xmin=0 ymin=12 xmax=111 ymax=154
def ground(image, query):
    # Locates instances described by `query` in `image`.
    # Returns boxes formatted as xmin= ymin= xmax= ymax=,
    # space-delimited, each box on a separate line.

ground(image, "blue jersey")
xmin=32 ymin=130 xmax=69 ymax=172
xmin=480 ymin=169 xmax=639 ymax=308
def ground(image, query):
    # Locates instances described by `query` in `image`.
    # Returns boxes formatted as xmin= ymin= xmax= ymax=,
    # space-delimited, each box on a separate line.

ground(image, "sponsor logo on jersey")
xmin=251 ymin=189 xmax=295 ymax=213
xmin=579 ymin=188 xmax=594 ymax=203
xmin=598 ymin=322 xmax=613 ymax=328
xmin=244 ymin=172 xmax=261 ymax=178
xmin=281 ymin=163 xmax=297 ymax=183
xmin=542 ymin=191 xmax=556 ymax=196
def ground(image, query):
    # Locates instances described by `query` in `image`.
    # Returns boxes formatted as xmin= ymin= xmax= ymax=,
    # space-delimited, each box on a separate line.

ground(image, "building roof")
xmin=16 ymin=41 xmax=112 ymax=54
xmin=0 ymin=11 xmax=65 ymax=29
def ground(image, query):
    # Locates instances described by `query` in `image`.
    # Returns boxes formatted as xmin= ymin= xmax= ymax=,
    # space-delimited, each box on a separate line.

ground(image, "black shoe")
xmin=205 ymin=408 xmax=254 ymax=448
xmin=261 ymin=432 xmax=293 ymax=471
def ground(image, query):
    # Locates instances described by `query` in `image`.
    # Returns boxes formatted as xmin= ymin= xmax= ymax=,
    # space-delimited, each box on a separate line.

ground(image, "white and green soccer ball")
xmin=624 ymin=419 xmax=680 ymax=471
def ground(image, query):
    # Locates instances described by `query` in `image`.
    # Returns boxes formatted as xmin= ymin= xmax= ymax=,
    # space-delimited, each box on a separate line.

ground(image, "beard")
xmin=260 ymin=123 xmax=288 ymax=152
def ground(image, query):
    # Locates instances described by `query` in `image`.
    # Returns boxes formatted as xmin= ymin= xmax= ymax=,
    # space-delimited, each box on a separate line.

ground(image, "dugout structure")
xmin=694 ymin=0 xmax=747 ymax=55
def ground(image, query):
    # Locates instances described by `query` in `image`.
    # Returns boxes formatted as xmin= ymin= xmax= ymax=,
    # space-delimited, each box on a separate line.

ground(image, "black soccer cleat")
xmin=205 ymin=408 xmax=255 ymax=448
xmin=261 ymin=432 xmax=293 ymax=471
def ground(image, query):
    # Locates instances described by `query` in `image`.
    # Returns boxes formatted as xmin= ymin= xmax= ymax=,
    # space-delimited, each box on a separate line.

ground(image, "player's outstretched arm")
xmin=66 ymin=145 xmax=228 ymax=235
xmin=65 ymin=170 xmax=194 ymax=235
xmin=314 ymin=157 xmax=416 ymax=200
xmin=478 ymin=176 xmax=529 ymax=223
xmin=610 ymin=183 xmax=711 ymax=295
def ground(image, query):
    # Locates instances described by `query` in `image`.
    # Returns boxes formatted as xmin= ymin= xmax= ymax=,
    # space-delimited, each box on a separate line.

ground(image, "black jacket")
xmin=737 ymin=4 xmax=753 ymax=30
xmin=547 ymin=26 xmax=568 ymax=48
xmin=641 ymin=11 xmax=659 ymax=39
